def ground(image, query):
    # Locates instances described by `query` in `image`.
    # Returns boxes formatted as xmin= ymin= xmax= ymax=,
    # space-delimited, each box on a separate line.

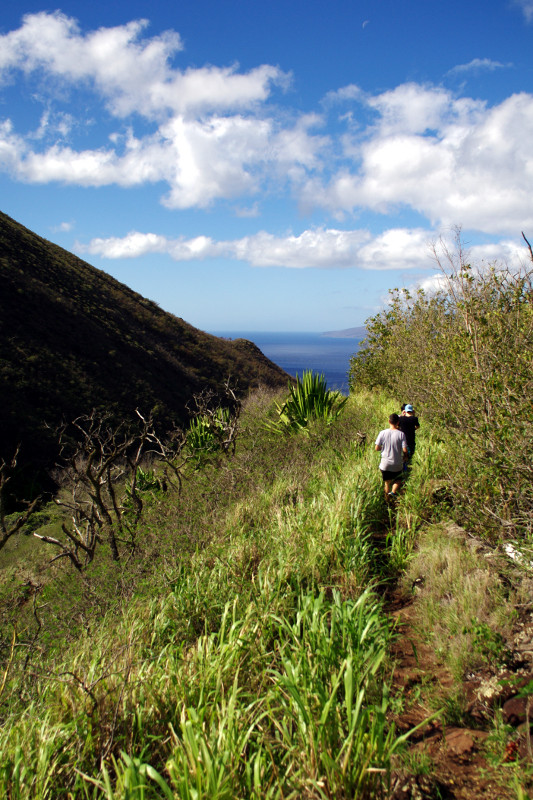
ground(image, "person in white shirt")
xmin=375 ymin=413 xmax=408 ymax=499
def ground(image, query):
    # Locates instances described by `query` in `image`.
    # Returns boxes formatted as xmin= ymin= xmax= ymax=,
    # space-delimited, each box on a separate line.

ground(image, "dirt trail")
xmin=383 ymin=580 xmax=533 ymax=799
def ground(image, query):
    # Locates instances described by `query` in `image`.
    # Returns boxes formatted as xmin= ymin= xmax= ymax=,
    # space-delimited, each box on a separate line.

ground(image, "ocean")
xmin=211 ymin=332 xmax=364 ymax=395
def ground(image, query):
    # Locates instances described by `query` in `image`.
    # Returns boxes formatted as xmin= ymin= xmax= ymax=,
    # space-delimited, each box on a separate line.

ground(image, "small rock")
xmin=503 ymin=696 xmax=529 ymax=726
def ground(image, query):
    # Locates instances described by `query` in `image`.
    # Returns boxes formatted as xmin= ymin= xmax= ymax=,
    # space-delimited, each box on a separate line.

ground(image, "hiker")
xmin=398 ymin=403 xmax=420 ymax=461
xmin=375 ymin=413 xmax=408 ymax=499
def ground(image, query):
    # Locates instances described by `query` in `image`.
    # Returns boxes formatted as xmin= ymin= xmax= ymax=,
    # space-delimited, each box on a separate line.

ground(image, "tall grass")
xmin=1 ymin=585 xmax=406 ymax=799
xmin=0 ymin=389 xmax=426 ymax=799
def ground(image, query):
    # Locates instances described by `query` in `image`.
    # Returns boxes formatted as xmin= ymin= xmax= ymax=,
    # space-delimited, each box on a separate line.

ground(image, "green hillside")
xmin=0 ymin=210 xmax=288 ymax=489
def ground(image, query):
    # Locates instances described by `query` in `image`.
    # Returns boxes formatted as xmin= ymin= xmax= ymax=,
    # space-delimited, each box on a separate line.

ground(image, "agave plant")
xmin=186 ymin=407 xmax=233 ymax=457
xmin=271 ymin=370 xmax=348 ymax=434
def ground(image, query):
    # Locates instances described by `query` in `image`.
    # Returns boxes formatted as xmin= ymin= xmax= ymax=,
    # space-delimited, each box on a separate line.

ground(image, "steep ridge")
xmin=0 ymin=210 xmax=289 ymax=488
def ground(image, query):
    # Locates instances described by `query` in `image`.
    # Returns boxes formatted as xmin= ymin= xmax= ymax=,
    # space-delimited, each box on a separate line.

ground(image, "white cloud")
xmin=0 ymin=13 xmax=327 ymax=208
xmin=81 ymin=224 xmax=530 ymax=275
xmin=322 ymin=84 xmax=363 ymax=106
xmin=80 ymin=226 xmax=443 ymax=271
xmin=84 ymin=231 xmax=221 ymax=260
xmin=514 ymin=0 xmax=533 ymax=23
xmin=232 ymin=228 xmax=372 ymax=268
xmin=234 ymin=202 xmax=260 ymax=218
xmin=3 ymin=14 xmax=533 ymax=237
xmin=367 ymin=83 xmax=462 ymax=135
xmin=0 ymin=108 xmax=326 ymax=208
xmin=301 ymin=86 xmax=533 ymax=234
xmin=0 ymin=12 xmax=288 ymax=119
xmin=448 ymin=58 xmax=512 ymax=75
xmin=0 ymin=128 xmax=167 ymax=186
xmin=356 ymin=229 xmax=434 ymax=270
xmin=51 ymin=220 xmax=74 ymax=232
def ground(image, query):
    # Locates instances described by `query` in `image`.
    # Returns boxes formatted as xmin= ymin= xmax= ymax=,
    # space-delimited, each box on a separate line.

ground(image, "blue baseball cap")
xmin=405 ymin=404 xmax=414 ymax=412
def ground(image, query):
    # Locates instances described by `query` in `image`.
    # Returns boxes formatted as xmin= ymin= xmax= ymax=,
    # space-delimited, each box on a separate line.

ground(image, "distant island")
xmin=322 ymin=326 xmax=367 ymax=339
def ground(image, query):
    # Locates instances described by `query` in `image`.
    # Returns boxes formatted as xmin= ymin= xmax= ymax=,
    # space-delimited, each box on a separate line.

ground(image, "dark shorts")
xmin=380 ymin=469 xmax=403 ymax=482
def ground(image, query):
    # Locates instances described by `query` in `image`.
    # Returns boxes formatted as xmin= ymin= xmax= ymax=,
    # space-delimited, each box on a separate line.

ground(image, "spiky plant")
xmin=270 ymin=371 xmax=348 ymax=434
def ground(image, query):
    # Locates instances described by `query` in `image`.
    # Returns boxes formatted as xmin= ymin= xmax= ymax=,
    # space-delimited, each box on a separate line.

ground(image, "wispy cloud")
xmin=234 ymin=203 xmax=260 ymax=218
xmin=51 ymin=220 xmax=74 ymax=232
xmin=322 ymin=84 xmax=363 ymax=106
xmin=447 ymin=58 xmax=512 ymax=76
xmin=513 ymin=0 xmax=533 ymax=23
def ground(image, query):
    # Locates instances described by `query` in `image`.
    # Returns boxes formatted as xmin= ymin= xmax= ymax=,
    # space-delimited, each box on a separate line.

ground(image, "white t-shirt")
xmin=375 ymin=428 xmax=407 ymax=471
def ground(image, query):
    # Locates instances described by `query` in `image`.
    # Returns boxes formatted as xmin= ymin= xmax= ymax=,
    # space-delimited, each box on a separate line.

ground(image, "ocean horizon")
xmin=210 ymin=331 xmax=364 ymax=394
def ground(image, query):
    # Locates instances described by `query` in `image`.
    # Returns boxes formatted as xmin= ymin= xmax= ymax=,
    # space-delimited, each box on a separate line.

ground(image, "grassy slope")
xmin=0 ymin=389 xmax=531 ymax=798
xmin=0 ymin=210 xmax=289 ymax=490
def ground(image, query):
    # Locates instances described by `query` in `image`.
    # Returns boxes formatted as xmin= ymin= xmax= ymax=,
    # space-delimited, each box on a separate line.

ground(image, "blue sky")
xmin=1 ymin=0 xmax=533 ymax=332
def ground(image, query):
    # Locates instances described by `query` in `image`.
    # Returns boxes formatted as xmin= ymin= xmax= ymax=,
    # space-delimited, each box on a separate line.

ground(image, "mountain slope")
xmin=0 ymin=210 xmax=289 ymax=487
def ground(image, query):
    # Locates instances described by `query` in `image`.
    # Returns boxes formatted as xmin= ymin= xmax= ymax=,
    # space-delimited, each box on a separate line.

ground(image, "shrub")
xmin=349 ymin=231 xmax=533 ymax=538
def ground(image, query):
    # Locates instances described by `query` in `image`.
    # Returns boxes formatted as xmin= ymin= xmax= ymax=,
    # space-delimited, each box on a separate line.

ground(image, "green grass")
xmin=1 ymin=390 xmax=418 ymax=799
xmin=1 ymin=387 xmax=530 ymax=798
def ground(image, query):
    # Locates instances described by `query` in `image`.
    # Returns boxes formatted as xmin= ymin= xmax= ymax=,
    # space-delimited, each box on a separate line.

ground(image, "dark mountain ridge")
xmin=0 ymin=210 xmax=289 ymax=492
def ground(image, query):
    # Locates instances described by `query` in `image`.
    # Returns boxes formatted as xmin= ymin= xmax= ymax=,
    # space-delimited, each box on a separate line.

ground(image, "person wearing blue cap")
xmin=398 ymin=404 xmax=420 ymax=462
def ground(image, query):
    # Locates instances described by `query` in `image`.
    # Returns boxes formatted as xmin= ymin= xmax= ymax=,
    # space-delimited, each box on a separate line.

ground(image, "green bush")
xmin=349 ymin=234 xmax=533 ymax=538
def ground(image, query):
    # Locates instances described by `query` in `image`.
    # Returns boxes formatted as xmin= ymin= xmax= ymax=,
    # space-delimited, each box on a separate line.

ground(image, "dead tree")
xmin=35 ymin=411 xmax=161 ymax=569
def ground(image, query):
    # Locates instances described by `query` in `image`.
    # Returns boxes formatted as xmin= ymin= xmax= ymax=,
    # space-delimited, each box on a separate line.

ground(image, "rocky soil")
xmin=386 ymin=577 xmax=533 ymax=799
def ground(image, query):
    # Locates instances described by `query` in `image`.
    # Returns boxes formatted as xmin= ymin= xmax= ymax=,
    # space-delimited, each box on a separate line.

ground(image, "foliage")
xmin=269 ymin=370 xmax=348 ymax=434
xmin=461 ymin=618 xmax=513 ymax=668
xmin=349 ymin=230 xmax=533 ymax=538
xmin=187 ymin=411 xmax=225 ymax=455
xmin=401 ymin=524 xmax=516 ymax=679
xmin=185 ymin=383 xmax=242 ymax=460
xmin=0 ymin=390 xmax=424 ymax=799
xmin=1 ymin=382 xmax=531 ymax=797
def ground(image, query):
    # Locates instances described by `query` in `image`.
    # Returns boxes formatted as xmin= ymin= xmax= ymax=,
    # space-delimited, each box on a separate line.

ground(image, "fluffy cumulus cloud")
xmin=81 ymin=226 xmax=436 ymax=270
xmin=0 ymin=12 xmax=286 ymax=117
xmin=81 ymin=225 xmax=528 ymax=274
xmin=2 ymin=12 xmax=533 ymax=253
xmin=0 ymin=12 xmax=309 ymax=207
xmin=301 ymin=84 xmax=533 ymax=235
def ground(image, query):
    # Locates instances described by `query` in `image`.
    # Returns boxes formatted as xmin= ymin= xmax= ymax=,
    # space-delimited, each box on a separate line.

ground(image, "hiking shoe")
xmin=388 ymin=492 xmax=397 ymax=497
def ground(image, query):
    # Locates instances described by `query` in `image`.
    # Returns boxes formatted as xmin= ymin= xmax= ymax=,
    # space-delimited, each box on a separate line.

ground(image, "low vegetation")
xmin=1 ymin=388 xmax=407 ymax=798
xmin=0 ymin=231 xmax=532 ymax=798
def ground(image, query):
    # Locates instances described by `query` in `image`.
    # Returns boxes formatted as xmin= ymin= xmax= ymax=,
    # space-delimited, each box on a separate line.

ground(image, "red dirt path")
xmin=385 ymin=587 xmax=533 ymax=799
